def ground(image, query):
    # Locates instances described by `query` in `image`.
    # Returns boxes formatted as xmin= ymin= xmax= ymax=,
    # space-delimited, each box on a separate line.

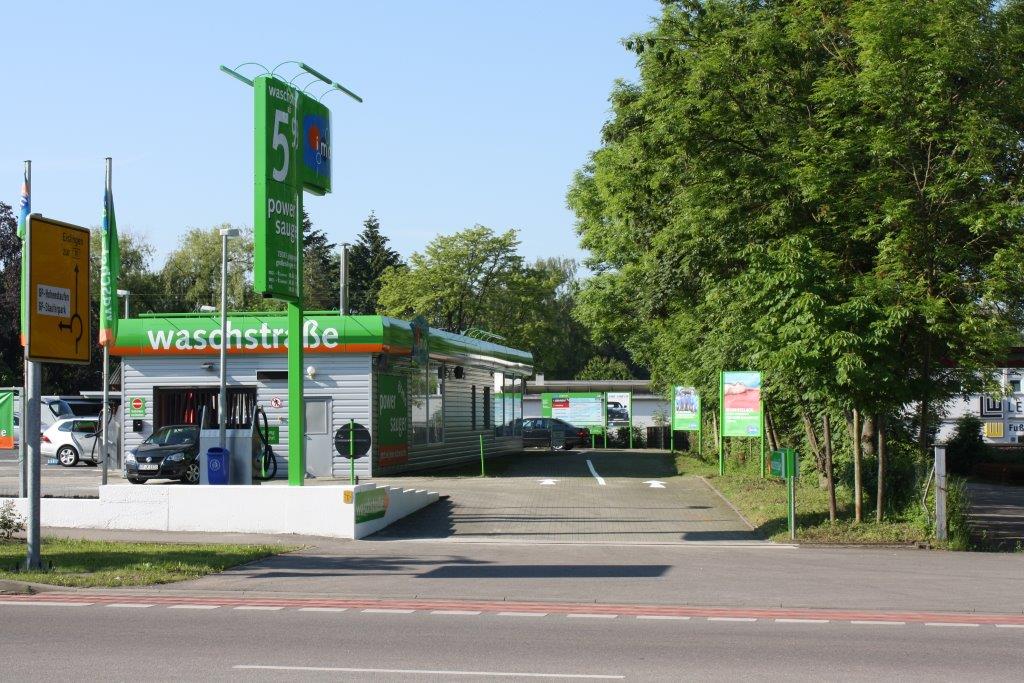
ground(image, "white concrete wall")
xmin=8 ymin=484 xmax=438 ymax=540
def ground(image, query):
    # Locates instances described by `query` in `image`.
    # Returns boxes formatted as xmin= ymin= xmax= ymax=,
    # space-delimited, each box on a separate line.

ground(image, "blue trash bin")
xmin=206 ymin=447 xmax=230 ymax=485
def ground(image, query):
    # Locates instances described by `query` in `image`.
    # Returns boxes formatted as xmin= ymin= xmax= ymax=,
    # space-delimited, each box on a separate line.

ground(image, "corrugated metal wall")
xmin=372 ymin=357 xmax=523 ymax=475
xmin=121 ymin=354 xmax=373 ymax=479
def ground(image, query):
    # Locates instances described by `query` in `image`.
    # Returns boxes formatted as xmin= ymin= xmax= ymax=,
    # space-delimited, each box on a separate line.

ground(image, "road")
xmin=371 ymin=449 xmax=756 ymax=543
xmin=1 ymin=600 xmax=1022 ymax=681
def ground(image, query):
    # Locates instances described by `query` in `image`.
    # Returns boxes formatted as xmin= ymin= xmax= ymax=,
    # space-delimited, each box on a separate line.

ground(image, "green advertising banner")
xmin=0 ymin=391 xmax=13 ymax=449
xmin=671 ymin=386 xmax=700 ymax=432
xmin=721 ymin=371 xmax=762 ymax=437
xmin=254 ymin=75 xmax=302 ymax=302
xmin=354 ymin=487 xmax=389 ymax=523
xmin=378 ymin=374 xmax=409 ymax=467
xmin=541 ymin=392 xmax=605 ymax=431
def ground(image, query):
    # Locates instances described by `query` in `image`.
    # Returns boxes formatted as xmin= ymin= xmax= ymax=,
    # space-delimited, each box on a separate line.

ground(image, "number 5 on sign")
xmin=272 ymin=110 xmax=290 ymax=181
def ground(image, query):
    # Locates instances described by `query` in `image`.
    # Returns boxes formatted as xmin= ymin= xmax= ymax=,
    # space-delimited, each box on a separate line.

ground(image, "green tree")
xmin=576 ymin=357 xmax=632 ymax=381
xmin=159 ymin=225 xmax=259 ymax=314
xmin=0 ymin=203 xmax=21 ymax=386
xmin=348 ymin=212 xmax=403 ymax=315
xmin=302 ymin=208 xmax=339 ymax=311
xmin=569 ymin=0 xmax=1024 ymax=522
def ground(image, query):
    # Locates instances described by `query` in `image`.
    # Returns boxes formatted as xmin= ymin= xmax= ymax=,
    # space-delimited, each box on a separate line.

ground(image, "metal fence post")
xmin=934 ymin=445 xmax=947 ymax=542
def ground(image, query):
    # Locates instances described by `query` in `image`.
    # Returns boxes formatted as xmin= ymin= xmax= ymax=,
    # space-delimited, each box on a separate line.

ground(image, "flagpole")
xmin=19 ymin=160 xmax=30 ymax=500
xmin=101 ymin=158 xmax=112 ymax=487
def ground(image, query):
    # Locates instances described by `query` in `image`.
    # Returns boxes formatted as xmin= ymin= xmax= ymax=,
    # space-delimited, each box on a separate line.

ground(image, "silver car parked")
xmin=41 ymin=417 xmax=102 ymax=467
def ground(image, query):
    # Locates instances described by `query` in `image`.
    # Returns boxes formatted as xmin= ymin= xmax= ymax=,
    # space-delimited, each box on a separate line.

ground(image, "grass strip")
xmin=0 ymin=537 xmax=296 ymax=587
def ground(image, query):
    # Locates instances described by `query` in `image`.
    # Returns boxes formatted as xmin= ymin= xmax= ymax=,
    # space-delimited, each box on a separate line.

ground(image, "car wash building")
xmin=110 ymin=313 xmax=531 ymax=478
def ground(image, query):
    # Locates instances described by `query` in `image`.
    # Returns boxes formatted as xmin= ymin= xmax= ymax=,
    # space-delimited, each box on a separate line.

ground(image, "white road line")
xmin=925 ymin=622 xmax=979 ymax=628
xmin=298 ymin=607 xmax=349 ymax=612
xmin=106 ymin=603 xmax=154 ymax=609
xmin=0 ymin=601 xmax=92 ymax=607
xmin=995 ymin=624 xmax=1024 ymax=628
xmin=431 ymin=610 xmax=482 ymax=615
xmin=234 ymin=606 xmax=283 ymax=611
xmin=233 ymin=665 xmax=624 ymax=679
xmin=167 ymin=605 xmax=219 ymax=610
xmin=775 ymin=618 xmax=829 ymax=624
xmin=637 ymin=615 xmax=691 ymax=621
xmin=498 ymin=611 xmax=549 ymax=617
xmin=707 ymin=617 xmax=757 ymax=622
xmin=362 ymin=608 xmax=415 ymax=614
xmin=585 ymin=459 xmax=606 ymax=486
xmin=567 ymin=614 xmax=617 ymax=619
xmin=851 ymin=621 xmax=905 ymax=626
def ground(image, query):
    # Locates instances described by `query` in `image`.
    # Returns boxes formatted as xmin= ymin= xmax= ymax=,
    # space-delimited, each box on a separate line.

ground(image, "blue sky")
xmin=2 ymin=1 xmax=656 ymax=266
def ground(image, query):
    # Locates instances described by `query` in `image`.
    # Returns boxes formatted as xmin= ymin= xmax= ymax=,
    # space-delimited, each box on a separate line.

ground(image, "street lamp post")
xmin=117 ymin=289 xmax=130 ymax=318
xmin=217 ymin=228 xmax=239 ymax=448
xmin=339 ymin=243 xmax=350 ymax=315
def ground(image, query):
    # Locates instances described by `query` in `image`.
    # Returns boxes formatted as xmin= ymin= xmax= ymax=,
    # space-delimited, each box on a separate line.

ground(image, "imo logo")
xmin=303 ymin=113 xmax=330 ymax=176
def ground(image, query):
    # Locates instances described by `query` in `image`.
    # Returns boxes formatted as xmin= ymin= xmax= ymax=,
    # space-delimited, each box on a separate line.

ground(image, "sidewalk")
xmin=32 ymin=526 xmax=1024 ymax=615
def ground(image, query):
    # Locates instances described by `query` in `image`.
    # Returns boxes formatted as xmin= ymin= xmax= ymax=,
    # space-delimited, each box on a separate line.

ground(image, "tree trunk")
xmin=800 ymin=407 xmax=825 ymax=476
xmin=823 ymin=413 xmax=837 ymax=523
xmin=766 ymin=408 xmax=780 ymax=452
xmin=876 ymin=417 xmax=886 ymax=523
xmin=853 ymin=408 xmax=862 ymax=524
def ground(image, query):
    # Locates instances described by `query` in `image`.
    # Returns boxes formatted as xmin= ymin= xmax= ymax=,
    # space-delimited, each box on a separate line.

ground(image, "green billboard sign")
xmin=721 ymin=371 xmax=762 ymax=437
xmin=671 ymin=386 xmax=700 ymax=432
xmin=298 ymin=94 xmax=331 ymax=195
xmin=541 ymin=392 xmax=605 ymax=431
xmin=0 ymin=391 xmax=13 ymax=450
xmin=354 ymin=487 xmax=389 ymax=523
xmin=254 ymin=75 xmax=302 ymax=302
xmin=378 ymin=374 xmax=409 ymax=467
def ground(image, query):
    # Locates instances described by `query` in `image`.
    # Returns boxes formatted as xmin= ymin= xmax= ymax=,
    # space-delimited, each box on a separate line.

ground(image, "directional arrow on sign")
xmin=539 ymin=479 xmax=558 ymax=486
xmin=644 ymin=480 xmax=666 ymax=489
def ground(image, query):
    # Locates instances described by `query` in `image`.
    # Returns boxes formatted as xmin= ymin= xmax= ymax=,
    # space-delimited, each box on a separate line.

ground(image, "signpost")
xmin=771 ymin=448 xmax=798 ymax=540
xmin=718 ymin=371 xmax=764 ymax=476
xmin=22 ymin=214 xmax=91 ymax=570
xmin=670 ymin=386 xmax=701 ymax=452
xmin=377 ymin=374 xmax=409 ymax=468
xmin=227 ymin=61 xmax=360 ymax=486
xmin=606 ymin=391 xmax=632 ymax=448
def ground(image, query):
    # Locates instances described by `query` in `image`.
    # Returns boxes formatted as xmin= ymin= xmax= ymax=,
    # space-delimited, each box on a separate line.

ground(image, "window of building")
xmin=1011 ymin=380 xmax=1021 ymax=393
xmin=493 ymin=375 xmax=523 ymax=437
xmin=429 ymin=363 xmax=445 ymax=443
xmin=410 ymin=363 xmax=445 ymax=445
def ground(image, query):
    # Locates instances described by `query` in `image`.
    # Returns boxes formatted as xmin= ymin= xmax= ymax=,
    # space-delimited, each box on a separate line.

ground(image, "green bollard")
xmin=349 ymin=418 xmax=355 ymax=485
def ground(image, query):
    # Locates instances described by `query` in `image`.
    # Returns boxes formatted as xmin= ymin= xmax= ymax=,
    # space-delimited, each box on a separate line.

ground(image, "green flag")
xmin=99 ymin=186 xmax=120 ymax=346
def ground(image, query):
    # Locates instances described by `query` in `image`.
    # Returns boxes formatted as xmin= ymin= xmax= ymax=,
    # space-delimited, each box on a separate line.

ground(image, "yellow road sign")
xmin=27 ymin=215 xmax=91 ymax=364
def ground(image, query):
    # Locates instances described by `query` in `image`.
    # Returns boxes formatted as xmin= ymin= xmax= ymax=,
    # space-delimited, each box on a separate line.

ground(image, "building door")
xmin=304 ymin=397 xmax=333 ymax=478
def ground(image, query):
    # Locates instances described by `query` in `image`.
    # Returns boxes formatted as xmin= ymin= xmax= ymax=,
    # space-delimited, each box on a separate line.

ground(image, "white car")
xmin=41 ymin=417 xmax=102 ymax=467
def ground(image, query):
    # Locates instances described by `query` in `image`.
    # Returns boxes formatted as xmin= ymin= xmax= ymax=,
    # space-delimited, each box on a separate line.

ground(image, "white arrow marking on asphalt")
xmin=586 ymin=459 xmax=606 ymax=486
xmin=539 ymin=479 xmax=557 ymax=486
xmin=644 ymin=480 xmax=666 ymax=488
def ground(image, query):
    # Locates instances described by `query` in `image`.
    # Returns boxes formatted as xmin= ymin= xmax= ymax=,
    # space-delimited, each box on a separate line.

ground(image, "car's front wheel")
xmin=57 ymin=446 xmax=79 ymax=467
xmin=182 ymin=462 xmax=200 ymax=485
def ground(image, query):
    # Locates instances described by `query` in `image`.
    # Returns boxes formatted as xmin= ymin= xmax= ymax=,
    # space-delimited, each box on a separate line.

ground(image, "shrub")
xmin=946 ymin=415 xmax=989 ymax=476
xmin=0 ymin=500 xmax=26 ymax=542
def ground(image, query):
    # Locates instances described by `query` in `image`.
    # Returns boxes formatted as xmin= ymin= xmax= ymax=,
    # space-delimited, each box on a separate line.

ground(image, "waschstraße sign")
xmin=108 ymin=314 xmax=533 ymax=369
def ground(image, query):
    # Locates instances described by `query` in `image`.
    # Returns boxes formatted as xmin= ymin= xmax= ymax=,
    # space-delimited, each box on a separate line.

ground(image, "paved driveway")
xmin=370 ymin=449 xmax=757 ymax=544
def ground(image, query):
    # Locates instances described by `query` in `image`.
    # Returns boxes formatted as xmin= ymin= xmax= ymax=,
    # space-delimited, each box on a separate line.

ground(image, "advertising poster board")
xmin=722 ymin=371 xmax=762 ymax=437
xmin=671 ymin=386 xmax=700 ymax=431
xmin=378 ymin=374 xmax=409 ymax=467
xmin=0 ymin=391 xmax=13 ymax=449
xmin=606 ymin=391 xmax=632 ymax=429
xmin=541 ymin=392 xmax=605 ymax=432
